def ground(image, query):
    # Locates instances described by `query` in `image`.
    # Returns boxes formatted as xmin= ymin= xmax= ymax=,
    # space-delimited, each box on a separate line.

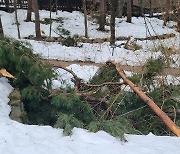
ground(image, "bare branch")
xmin=82 ymin=82 xmax=125 ymax=87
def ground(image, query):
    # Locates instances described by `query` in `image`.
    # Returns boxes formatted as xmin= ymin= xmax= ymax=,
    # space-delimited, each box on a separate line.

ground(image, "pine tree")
xmin=0 ymin=37 xmax=54 ymax=124
xmin=0 ymin=37 xmax=138 ymax=139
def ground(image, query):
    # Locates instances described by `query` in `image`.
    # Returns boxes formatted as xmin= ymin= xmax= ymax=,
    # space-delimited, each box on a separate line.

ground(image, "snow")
xmin=52 ymin=64 xmax=99 ymax=88
xmin=1 ymin=10 xmax=176 ymax=39
xmin=0 ymin=78 xmax=13 ymax=123
xmin=0 ymin=9 xmax=179 ymax=67
xmin=0 ymin=78 xmax=180 ymax=154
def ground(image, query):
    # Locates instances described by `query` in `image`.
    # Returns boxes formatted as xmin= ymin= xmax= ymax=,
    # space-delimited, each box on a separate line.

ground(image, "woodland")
xmin=0 ymin=0 xmax=179 ymax=141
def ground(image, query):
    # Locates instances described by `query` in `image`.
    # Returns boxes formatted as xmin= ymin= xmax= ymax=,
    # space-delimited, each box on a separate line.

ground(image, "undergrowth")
xmin=0 ymin=37 xmax=134 ymax=140
xmin=1 ymin=37 xmax=178 ymax=138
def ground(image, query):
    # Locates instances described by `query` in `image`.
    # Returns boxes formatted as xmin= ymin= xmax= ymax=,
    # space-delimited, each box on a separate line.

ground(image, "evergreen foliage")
xmin=0 ymin=37 xmax=135 ymax=140
xmin=56 ymin=25 xmax=71 ymax=37
xmin=62 ymin=36 xmax=78 ymax=47
xmin=145 ymin=57 xmax=164 ymax=78
xmin=88 ymin=117 xmax=137 ymax=140
xmin=55 ymin=25 xmax=80 ymax=47
xmin=51 ymin=92 xmax=94 ymax=125
xmin=0 ymin=37 xmax=54 ymax=89
xmin=91 ymin=63 xmax=120 ymax=84
xmin=55 ymin=113 xmax=84 ymax=135
xmin=89 ymin=60 xmax=180 ymax=136
xmin=0 ymin=37 xmax=55 ymax=124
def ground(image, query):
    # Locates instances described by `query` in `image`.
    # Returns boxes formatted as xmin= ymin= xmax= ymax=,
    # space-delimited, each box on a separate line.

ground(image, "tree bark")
xmin=82 ymin=0 xmax=88 ymax=38
xmin=49 ymin=0 xmax=52 ymax=37
xmin=127 ymin=0 xmax=132 ymax=23
xmin=178 ymin=5 xmax=180 ymax=31
xmin=4 ymin=0 xmax=10 ymax=12
xmin=56 ymin=0 xmax=58 ymax=15
xmin=149 ymin=0 xmax=153 ymax=17
xmin=32 ymin=0 xmax=41 ymax=39
xmin=110 ymin=0 xmax=115 ymax=45
xmin=164 ymin=0 xmax=171 ymax=25
xmin=14 ymin=0 xmax=21 ymax=39
xmin=98 ymin=0 xmax=106 ymax=31
xmin=0 ymin=16 xmax=4 ymax=36
xmin=139 ymin=0 xmax=143 ymax=16
xmin=117 ymin=0 xmax=125 ymax=18
xmin=27 ymin=0 xmax=32 ymax=21
xmin=109 ymin=61 xmax=180 ymax=137
xmin=18 ymin=0 xmax=23 ymax=9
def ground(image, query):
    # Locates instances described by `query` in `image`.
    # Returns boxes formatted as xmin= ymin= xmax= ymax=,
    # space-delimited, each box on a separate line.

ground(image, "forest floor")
xmin=42 ymin=58 xmax=180 ymax=76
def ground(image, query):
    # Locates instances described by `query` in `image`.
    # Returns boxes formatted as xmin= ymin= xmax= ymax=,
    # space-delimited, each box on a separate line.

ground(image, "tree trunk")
xmin=82 ymin=0 xmax=88 ymax=38
xmin=149 ymin=0 xmax=153 ymax=17
xmin=18 ymin=0 xmax=23 ymax=9
xmin=164 ymin=0 xmax=171 ymax=25
xmin=56 ymin=0 xmax=58 ymax=15
xmin=110 ymin=0 xmax=115 ymax=45
xmin=178 ymin=5 xmax=180 ymax=31
xmin=14 ymin=0 xmax=21 ymax=39
xmin=49 ymin=0 xmax=52 ymax=37
xmin=98 ymin=0 xmax=106 ymax=31
xmin=32 ymin=0 xmax=41 ymax=39
xmin=0 ymin=16 xmax=4 ymax=36
xmin=109 ymin=61 xmax=180 ymax=137
xmin=5 ymin=0 xmax=10 ymax=12
xmin=139 ymin=0 xmax=143 ymax=16
xmin=26 ymin=0 xmax=32 ymax=21
xmin=118 ymin=0 xmax=125 ymax=18
xmin=127 ymin=0 xmax=132 ymax=23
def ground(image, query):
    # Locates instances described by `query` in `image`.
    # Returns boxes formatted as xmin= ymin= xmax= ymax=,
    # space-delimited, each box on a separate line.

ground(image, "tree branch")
xmin=108 ymin=60 xmax=180 ymax=137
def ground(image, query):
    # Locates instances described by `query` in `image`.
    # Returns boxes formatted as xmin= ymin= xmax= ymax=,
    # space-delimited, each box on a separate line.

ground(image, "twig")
xmin=82 ymin=81 xmax=125 ymax=87
xmin=119 ymin=105 xmax=147 ymax=117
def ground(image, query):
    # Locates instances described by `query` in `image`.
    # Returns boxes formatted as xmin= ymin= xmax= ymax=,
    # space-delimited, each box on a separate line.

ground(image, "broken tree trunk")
xmin=108 ymin=61 xmax=180 ymax=137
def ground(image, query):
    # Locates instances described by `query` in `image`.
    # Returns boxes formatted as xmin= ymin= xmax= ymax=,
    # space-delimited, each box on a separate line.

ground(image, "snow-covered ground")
xmin=0 ymin=9 xmax=179 ymax=67
xmin=0 ymin=77 xmax=180 ymax=154
xmin=52 ymin=64 xmax=99 ymax=88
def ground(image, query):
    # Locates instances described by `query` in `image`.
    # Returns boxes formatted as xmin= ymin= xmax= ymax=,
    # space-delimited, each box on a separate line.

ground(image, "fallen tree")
xmin=58 ymin=60 xmax=180 ymax=137
xmin=107 ymin=61 xmax=180 ymax=137
xmin=1 ymin=37 xmax=179 ymax=138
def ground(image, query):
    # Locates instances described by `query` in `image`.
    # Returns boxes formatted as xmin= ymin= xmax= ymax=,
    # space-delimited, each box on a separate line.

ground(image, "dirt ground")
xmin=41 ymin=59 xmax=180 ymax=77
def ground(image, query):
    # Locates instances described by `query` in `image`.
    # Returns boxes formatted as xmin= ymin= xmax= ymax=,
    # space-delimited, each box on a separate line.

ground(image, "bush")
xmin=62 ymin=36 xmax=78 ymax=47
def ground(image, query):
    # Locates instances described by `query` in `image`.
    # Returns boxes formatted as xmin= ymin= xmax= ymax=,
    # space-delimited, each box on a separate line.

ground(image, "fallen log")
xmin=108 ymin=61 xmax=180 ymax=137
